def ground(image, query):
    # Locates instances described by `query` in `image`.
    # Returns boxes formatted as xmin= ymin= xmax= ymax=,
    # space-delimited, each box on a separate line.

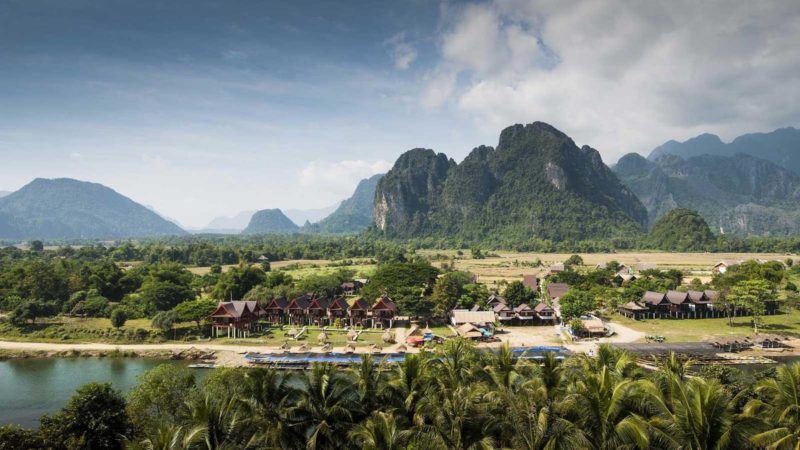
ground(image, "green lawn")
xmin=0 ymin=316 xmax=197 ymax=344
xmin=610 ymin=309 xmax=800 ymax=342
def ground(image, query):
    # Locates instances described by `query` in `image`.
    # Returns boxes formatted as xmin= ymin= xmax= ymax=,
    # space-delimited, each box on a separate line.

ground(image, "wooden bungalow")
xmin=522 ymin=275 xmax=539 ymax=291
xmin=713 ymin=260 xmax=743 ymax=274
xmin=451 ymin=309 xmax=496 ymax=327
xmin=371 ymin=296 xmax=397 ymax=328
xmin=642 ymin=291 xmax=670 ymax=316
xmin=514 ymin=303 xmax=536 ymax=321
xmin=287 ymin=294 xmax=312 ymax=325
xmin=493 ymin=302 xmax=515 ymax=322
xmin=487 ymin=294 xmax=506 ymax=308
xmin=307 ymin=297 xmax=330 ymax=325
xmin=533 ymin=302 xmax=557 ymax=323
xmin=549 ymin=263 xmax=565 ymax=273
xmin=666 ymin=290 xmax=691 ymax=316
xmin=617 ymin=301 xmax=649 ymax=319
xmin=547 ymin=283 xmax=570 ymax=302
xmin=209 ymin=300 xmax=263 ymax=338
xmin=264 ymin=297 xmax=288 ymax=323
xmin=328 ymin=297 xmax=350 ymax=322
xmin=348 ymin=298 xmax=370 ymax=326
xmin=341 ymin=281 xmax=364 ymax=296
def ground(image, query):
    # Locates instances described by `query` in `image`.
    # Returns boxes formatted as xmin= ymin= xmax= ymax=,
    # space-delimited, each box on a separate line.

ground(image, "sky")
xmin=1 ymin=0 xmax=799 ymax=228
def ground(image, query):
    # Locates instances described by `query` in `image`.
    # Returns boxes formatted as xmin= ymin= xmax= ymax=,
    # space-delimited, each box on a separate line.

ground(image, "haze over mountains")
xmin=1 ymin=123 xmax=798 ymax=242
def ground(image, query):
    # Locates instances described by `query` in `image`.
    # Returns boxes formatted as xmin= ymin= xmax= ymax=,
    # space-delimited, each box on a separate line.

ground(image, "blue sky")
xmin=2 ymin=0 xmax=799 ymax=227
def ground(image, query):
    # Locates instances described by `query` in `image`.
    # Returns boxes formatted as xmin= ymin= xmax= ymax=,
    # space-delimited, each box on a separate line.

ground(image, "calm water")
xmin=0 ymin=358 xmax=192 ymax=428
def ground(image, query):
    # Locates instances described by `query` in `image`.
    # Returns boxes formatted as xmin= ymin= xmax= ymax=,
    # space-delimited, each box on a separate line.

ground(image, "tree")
xmin=294 ymin=364 xmax=359 ymax=449
xmin=10 ymin=300 xmax=46 ymax=325
xmin=746 ymin=363 xmax=800 ymax=449
xmin=558 ymin=289 xmax=595 ymax=320
xmin=40 ymin=382 xmax=130 ymax=450
xmin=349 ymin=411 xmax=408 ymax=450
xmin=138 ymin=280 xmax=195 ymax=314
xmin=503 ymin=281 xmax=535 ymax=308
xmin=151 ymin=310 xmax=178 ymax=338
xmin=127 ymin=364 xmax=198 ymax=433
xmin=564 ymin=254 xmax=583 ymax=268
xmin=431 ymin=272 xmax=473 ymax=317
xmin=726 ymin=279 xmax=772 ymax=333
xmin=212 ymin=262 xmax=266 ymax=300
xmin=29 ymin=240 xmax=44 ymax=252
xmin=174 ymin=299 xmax=217 ymax=332
xmin=261 ymin=260 xmax=271 ymax=272
xmin=110 ymin=308 xmax=127 ymax=329
xmin=0 ymin=425 xmax=44 ymax=449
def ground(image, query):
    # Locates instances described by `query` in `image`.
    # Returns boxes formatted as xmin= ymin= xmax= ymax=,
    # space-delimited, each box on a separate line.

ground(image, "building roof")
xmin=522 ymin=275 xmax=538 ymax=290
xmin=371 ymin=296 xmax=397 ymax=312
xmin=210 ymin=300 xmax=260 ymax=319
xmin=533 ymin=302 xmax=554 ymax=313
xmin=642 ymin=291 xmax=667 ymax=306
xmin=687 ymin=290 xmax=710 ymax=304
xmin=704 ymin=290 xmax=720 ymax=301
xmin=547 ymin=283 xmax=570 ymax=299
xmin=265 ymin=297 xmax=289 ymax=310
xmin=550 ymin=263 xmax=565 ymax=272
xmin=328 ymin=297 xmax=349 ymax=310
xmin=451 ymin=309 xmax=496 ymax=325
xmin=349 ymin=298 xmax=370 ymax=311
xmin=583 ymin=317 xmax=606 ymax=333
xmin=620 ymin=301 xmax=648 ymax=311
xmin=487 ymin=294 xmax=506 ymax=305
xmin=457 ymin=323 xmax=483 ymax=338
xmin=513 ymin=303 xmax=533 ymax=313
xmin=716 ymin=259 xmax=744 ymax=267
xmin=288 ymin=295 xmax=311 ymax=310
xmin=493 ymin=303 xmax=512 ymax=313
xmin=666 ymin=290 xmax=689 ymax=305
xmin=308 ymin=297 xmax=330 ymax=310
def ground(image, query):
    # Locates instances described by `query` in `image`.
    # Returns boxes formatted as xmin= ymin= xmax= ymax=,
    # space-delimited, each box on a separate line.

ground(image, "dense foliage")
xmin=646 ymin=208 xmax=715 ymax=251
xmin=241 ymin=209 xmax=300 ymax=235
xmin=5 ymin=343 xmax=800 ymax=450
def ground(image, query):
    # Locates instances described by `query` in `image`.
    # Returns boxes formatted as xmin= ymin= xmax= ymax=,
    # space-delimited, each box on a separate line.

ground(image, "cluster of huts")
xmin=209 ymin=295 xmax=397 ymax=338
xmin=451 ymin=293 xmax=558 ymax=327
xmin=618 ymin=289 xmax=780 ymax=320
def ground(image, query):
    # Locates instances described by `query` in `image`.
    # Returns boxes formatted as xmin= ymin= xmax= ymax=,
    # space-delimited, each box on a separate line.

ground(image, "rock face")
xmin=614 ymin=152 xmax=800 ymax=235
xmin=373 ymin=122 xmax=647 ymax=242
xmin=241 ymin=209 xmax=299 ymax=235
xmin=0 ymin=178 xmax=187 ymax=240
xmin=305 ymin=173 xmax=383 ymax=234
xmin=648 ymin=127 xmax=800 ymax=175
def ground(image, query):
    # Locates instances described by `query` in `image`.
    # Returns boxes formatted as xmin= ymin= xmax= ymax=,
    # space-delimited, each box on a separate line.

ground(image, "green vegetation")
xmin=303 ymin=174 xmax=382 ymax=234
xmin=241 ymin=208 xmax=299 ymax=235
xmin=4 ymin=342 xmax=800 ymax=449
xmin=646 ymin=208 xmax=715 ymax=251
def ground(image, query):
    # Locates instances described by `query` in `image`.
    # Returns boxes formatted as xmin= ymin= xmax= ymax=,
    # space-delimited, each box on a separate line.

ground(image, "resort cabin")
xmin=666 ymin=290 xmax=691 ymax=315
xmin=615 ymin=272 xmax=636 ymax=284
xmin=451 ymin=309 xmax=496 ymax=328
xmin=327 ymin=297 xmax=350 ymax=321
xmin=582 ymin=317 xmax=607 ymax=337
xmin=642 ymin=291 xmax=670 ymax=315
xmin=307 ymin=297 xmax=330 ymax=325
xmin=457 ymin=323 xmax=485 ymax=340
xmin=547 ymin=283 xmax=570 ymax=303
xmin=713 ymin=260 xmax=743 ymax=274
xmin=341 ymin=280 xmax=364 ymax=296
xmin=514 ymin=303 xmax=536 ymax=321
xmin=487 ymin=294 xmax=506 ymax=308
xmin=687 ymin=290 xmax=714 ymax=315
xmin=549 ymin=263 xmax=565 ymax=274
xmin=287 ymin=294 xmax=312 ymax=325
xmin=493 ymin=302 xmax=516 ymax=322
xmin=209 ymin=300 xmax=264 ymax=338
xmin=533 ymin=302 xmax=557 ymax=323
xmin=617 ymin=301 xmax=649 ymax=319
xmin=348 ymin=298 xmax=370 ymax=326
xmin=264 ymin=297 xmax=289 ymax=323
xmin=522 ymin=275 xmax=539 ymax=291
xmin=371 ymin=296 xmax=397 ymax=328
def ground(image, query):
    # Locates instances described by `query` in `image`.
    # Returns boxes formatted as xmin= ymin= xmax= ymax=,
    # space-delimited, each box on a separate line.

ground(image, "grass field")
xmin=609 ymin=310 xmax=800 ymax=343
xmin=0 ymin=316 xmax=197 ymax=344
xmin=188 ymin=260 xmax=377 ymax=280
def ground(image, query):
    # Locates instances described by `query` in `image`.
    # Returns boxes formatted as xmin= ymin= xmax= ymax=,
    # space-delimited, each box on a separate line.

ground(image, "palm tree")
xmin=417 ymin=383 xmax=493 ymax=450
xmin=386 ymin=353 xmax=430 ymax=425
xmin=136 ymin=423 xmax=204 ymax=450
xmin=481 ymin=344 xmax=533 ymax=391
xmin=187 ymin=394 xmax=243 ymax=450
xmin=651 ymin=374 xmax=762 ymax=450
xmin=746 ymin=363 xmax=800 ymax=449
xmin=351 ymin=354 xmax=383 ymax=416
xmin=238 ymin=367 xmax=301 ymax=449
xmin=560 ymin=366 xmax=655 ymax=450
xmin=349 ymin=410 xmax=411 ymax=450
xmin=290 ymin=363 xmax=359 ymax=450
xmin=436 ymin=338 xmax=478 ymax=389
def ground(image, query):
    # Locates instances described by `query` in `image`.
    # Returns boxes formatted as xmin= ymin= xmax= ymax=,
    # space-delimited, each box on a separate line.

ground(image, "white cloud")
xmin=299 ymin=159 xmax=391 ymax=199
xmin=386 ymin=32 xmax=418 ymax=70
xmin=425 ymin=0 xmax=800 ymax=160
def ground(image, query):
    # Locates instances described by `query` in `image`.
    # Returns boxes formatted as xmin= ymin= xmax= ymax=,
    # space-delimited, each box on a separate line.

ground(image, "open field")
xmin=608 ymin=310 xmax=800 ymax=343
xmin=188 ymin=259 xmax=377 ymax=279
xmin=417 ymin=250 xmax=793 ymax=287
xmin=0 ymin=316 xmax=198 ymax=344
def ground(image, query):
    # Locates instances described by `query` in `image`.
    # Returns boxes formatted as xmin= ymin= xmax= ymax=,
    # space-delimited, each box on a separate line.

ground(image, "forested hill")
xmin=0 ymin=178 xmax=187 ymax=240
xmin=241 ymin=209 xmax=299 ymax=235
xmin=373 ymin=122 xmax=647 ymax=242
xmin=614 ymin=152 xmax=800 ymax=235
xmin=304 ymin=173 xmax=383 ymax=234
xmin=648 ymin=126 xmax=800 ymax=175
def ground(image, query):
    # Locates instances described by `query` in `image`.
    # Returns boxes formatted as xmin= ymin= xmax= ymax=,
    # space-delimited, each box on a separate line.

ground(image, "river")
xmin=0 ymin=358 xmax=194 ymax=428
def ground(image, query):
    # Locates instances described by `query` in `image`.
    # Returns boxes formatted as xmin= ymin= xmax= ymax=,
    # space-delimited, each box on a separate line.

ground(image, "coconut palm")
xmin=482 ymin=344 xmax=533 ymax=391
xmin=290 ymin=363 xmax=359 ymax=450
xmin=187 ymin=394 xmax=243 ymax=450
xmin=436 ymin=338 xmax=478 ymax=389
xmin=386 ymin=353 xmax=430 ymax=424
xmin=417 ymin=383 xmax=494 ymax=450
xmin=349 ymin=410 xmax=411 ymax=450
xmin=238 ymin=367 xmax=300 ymax=448
xmin=560 ymin=366 xmax=655 ymax=450
xmin=351 ymin=354 xmax=383 ymax=415
xmin=745 ymin=363 xmax=800 ymax=449
xmin=650 ymin=374 xmax=762 ymax=450
xmin=136 ymin=423 xmax=204 ymax=450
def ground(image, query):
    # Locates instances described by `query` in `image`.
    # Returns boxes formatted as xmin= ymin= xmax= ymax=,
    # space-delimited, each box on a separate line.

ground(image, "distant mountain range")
xmin=374 ymin=122 xmax=647 ymax=242
xmin=0 ymin=178 xmax=186 ymax=240
xmin=285 ymin=203 xmax=340 ymax=227
xmin=613 ymin=126 xmax=800 ymax=236
xmin=0 ymin=191 xmax=10 ymax=198
xmin=648 ymin=127 xmax=800 ymax=175
xmin=241 ymin=209 xmax=299 ymax=235
xmin=303 ymin=174 xmax=382 ymax=234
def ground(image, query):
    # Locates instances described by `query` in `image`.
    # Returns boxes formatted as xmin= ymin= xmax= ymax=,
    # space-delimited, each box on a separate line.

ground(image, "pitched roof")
xmin=308 ymin=297 xmax=330 ymax=310
xmin=210 ymin=301 xmax=259 ymax=319
xmin=704 ymin=290 xmax=720 ymax=301
xmin=522 ymin=275 xmax=538 ymax=290
xmin=514 ymin=303 xmax=533 ymax=313
xmin=533 ymin=302 xmax=554 ymax=313
xmin=329 ymin=297 xmax=349 ymax=310
xmin=666 ymin=290 xmax=689 ymax=305
xmin=620 ymin=301 xmax=648 ymax=311
xmin=493 ymin=303 xmax=512 ymax=313
xmin=487 ymin=294 xmax=506 ymax=305
xmin=642 ymin=291 xmax=667 ymax=306
xmin=371 ymin=296 xmax=397 ymax=312
xmin=547 ymin=283 xmax=570 ymax=299
xmin=451 ymin=309 xmax=496 ymax=324
xmin=288 ymin=295 xmax=311 ymax=310
xmin=550 ymin=263 xmax=565 ymax=272
xmin=265 ymin=297 xmax=289 ymax=310
xmin=687 ymin=291 xmax=710 ymax=304
xmin=349 ymin=298 xmax=370 ymax=310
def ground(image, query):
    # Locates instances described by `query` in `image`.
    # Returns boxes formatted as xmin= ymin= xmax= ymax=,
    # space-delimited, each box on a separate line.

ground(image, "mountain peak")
xmin=241 ymin=208 xmax=299 ymax=235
